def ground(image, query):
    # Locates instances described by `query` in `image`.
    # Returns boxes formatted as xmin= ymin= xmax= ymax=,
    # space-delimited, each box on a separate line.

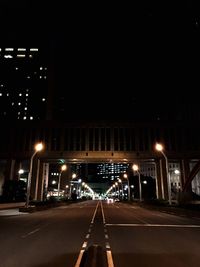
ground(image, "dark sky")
xmin=1 ymin=1 xmax=200 ymax=121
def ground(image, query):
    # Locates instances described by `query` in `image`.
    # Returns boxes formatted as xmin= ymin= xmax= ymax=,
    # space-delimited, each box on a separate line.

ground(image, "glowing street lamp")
xmin=123 ymin=173 xmax=130 ymax=201
xmin=57 ymin=164 xmax=67 ymax=198
xmin=26 ymin=142 xmax=44 ymax=208
xmin=69 ymin=173 xmax=77 ymax=198
xmin=132 ymin=164 xmax=142 ymax=201
xmin=155 ymin=142 xmax=172 ymax=205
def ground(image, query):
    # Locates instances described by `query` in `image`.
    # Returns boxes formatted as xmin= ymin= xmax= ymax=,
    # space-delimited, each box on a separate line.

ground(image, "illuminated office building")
xmin=0 ymin=47 xmax=50 ymax=120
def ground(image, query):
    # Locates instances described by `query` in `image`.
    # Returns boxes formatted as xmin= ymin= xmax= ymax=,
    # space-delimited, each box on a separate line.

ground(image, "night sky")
xmin=1 ymin=1 xmax=200 ymax=121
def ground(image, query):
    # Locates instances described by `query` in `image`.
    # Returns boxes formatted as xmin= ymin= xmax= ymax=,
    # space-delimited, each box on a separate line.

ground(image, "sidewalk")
xmin=0 ymin=202 xmax=25 ymax=210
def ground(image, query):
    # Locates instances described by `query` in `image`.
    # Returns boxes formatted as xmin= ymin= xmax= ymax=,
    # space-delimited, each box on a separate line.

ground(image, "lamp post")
xmin=118 ymin=178 xmax=123 ymax=200
xmin=26 ymin=142 xmax=44 ymax=208
xmin=132 ymin=164 xmax=142 ymax=201
xmin=57 ymin=164 xmax=67 ymax=198
xmin=155 ymin=143 xmax=172 ymax=205
xmin=69 ymin=173 xmax=77 ymax=199
xmin=123 ymin=173 xmax=130 ymax=201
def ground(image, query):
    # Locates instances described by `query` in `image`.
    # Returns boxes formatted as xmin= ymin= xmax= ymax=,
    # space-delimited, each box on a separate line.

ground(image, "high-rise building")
xmin=97 ymin=163 xmax=129 ymax=181
xmin=0 ymin=47 xmax=51 ymax=121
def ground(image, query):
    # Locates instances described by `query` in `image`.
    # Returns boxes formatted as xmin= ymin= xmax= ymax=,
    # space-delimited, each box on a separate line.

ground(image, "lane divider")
xmin=100 ymin=201 xmax=115 ymax=267
xmin=73 ymin=201 xmax=99 ymax=267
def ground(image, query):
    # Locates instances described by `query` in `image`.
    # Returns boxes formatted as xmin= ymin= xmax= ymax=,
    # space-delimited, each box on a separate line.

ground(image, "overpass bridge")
xmin=0 ymin=119 xmax=200 ymax=201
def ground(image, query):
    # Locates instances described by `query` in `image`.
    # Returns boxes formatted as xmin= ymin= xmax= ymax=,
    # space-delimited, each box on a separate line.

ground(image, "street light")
xmin=57 ymin=164 xmax=67 ymax=198
xmin=123 ymin=173 xmax=130 ymax=201
xmin=26 ymin=142 xmax=44 ymax=208
xmin=118 ymin=178 xmax=123 ymax=200
xmin=155 ymin=143 xmax=172 ymax=205
xmin=132 ymin=164 xmax=142 ymax=201
xmin=69 ymin=173 xmax=77 ymax=198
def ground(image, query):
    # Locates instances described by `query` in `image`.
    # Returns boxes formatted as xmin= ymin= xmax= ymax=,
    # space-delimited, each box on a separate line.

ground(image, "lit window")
xmin=44 ymin=76 xmax=47 ymax=79
xmin=42 ymin=98 xmax=46 ymax=101
xmin=15 ymin=67 xmax=18 ymax=70
xmin=23 ymin=116 xmax=27 ymax=120
xmin=24 ymin=107 xmax=27 ymax=110
xmin=17 ymin=54 xmax=26 ymax=58
xmin=27 ymin=76 xmax=30 ymax=79
xmin=12 ymin=102 xmax=14 ymax=105
xmin=19 ymin=93 xmax=22 ymax=96
xmin=0 ymin=93 xmax=2 ymax=96
xmin=18 ymin=48 xmax=26 ymax=51
xmin=40 ymin=67 xmax=43 ymax=70
xmin=18 ymin=103 xmax=21 ymax=105
xmin=26 ymin=89 xmax=29 ymax=91
xmin=30 ymin=48 xmax=38 ymax=51
xmin=26 ymin=94 xmax=28 ymax=96
xmin=0 ymin=84 xmax=3 ymax=87
xmin=4 ymin=55 xmax=13 ymax=58
xmin=29 ymin=55 xmax=33 ymax=58
xmin=18 ymin=112 xmax=20 ymax=115
xmin=30 ymin=116 xmax=33 ymax=120
xmin=5 ymin=48 xmax=14 ymax=51
xmin=39 ymin=76 xmax=42 ymax=79
xmin=7 ymin=93 xmax=9 ymax=96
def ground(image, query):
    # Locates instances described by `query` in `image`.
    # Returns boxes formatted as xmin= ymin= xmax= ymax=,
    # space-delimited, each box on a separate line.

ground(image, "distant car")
xmin=106 ymin=198 xmax=114 ymax=203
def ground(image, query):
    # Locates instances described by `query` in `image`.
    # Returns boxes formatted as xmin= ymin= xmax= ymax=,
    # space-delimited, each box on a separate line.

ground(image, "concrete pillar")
xmin=30 ymin=158 xmax=41 ymax=201
xmin=155 ymin=159 xmax=163 ymax=199
xmin=36 ymin=162 xmax=46 ymax=201
xmin=5 ymin=159 xmax=16 ymax=181
xmin=180 ymin=159 xmax=191 ymax=191
xmin=160 ymin=158 xmax=169 ymax=200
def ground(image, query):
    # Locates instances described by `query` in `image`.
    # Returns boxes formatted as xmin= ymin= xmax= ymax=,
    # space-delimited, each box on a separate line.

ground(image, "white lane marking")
xmin=105 ymin=234 xmax=109 ymax=239
xmin=82 ymin=241 xmax=87 ymax=248
xmin=100 ymin=200 xmax=106 ymax=224
xmin=106 ymin=223 xmax=200 ymax=228
xmin=21 ymin=228 xmax=40 ymax=238
xmin=105 ymin=242 xmax=110 ymax=249
xmin=74 ymin=201 xmax=99 ymax=267
xmin=91 ymin=201 xmax=99 ymax=224
xmin=74 ymin=249 xmax=85 ymax=267
xmin=106 ymin=250 xmax=115 ymax=267
xmin=102 ymin=202 xmax=115 ymax=267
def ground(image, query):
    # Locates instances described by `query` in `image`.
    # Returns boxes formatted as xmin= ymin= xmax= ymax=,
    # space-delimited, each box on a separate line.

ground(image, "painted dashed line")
xmin=100 ymin=201 xmax=115 ymax=267
xmin=21 ymin=228 xmax=40 ymax=238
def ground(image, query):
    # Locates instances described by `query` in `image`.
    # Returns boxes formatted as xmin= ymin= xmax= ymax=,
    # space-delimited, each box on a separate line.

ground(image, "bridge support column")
xmin=155 ymin=159 xmax=169 ymax=200
xmin=36 ymin=163 xmax=49 ymax=201
xmin=30 ymin=158 xmax=41 ymax=201
xmin=180 ymin=159 xmax=191 ymax=192
xmin=155 ymin=160 xmax=163 ymax=199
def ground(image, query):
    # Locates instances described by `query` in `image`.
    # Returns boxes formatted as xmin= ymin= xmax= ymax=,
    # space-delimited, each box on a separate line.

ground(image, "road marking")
xmin=101 ymin=201 xmax=115 ymax=267
xmin=100 ymin=200 xmax=106 ymax=224
xmin=74 ymin=249 xmax=85 ymax=267
xmin=105 ymin=242 xmax=110 ymax=249
xmin=21 ymin=228 xmax=40 ymax=238
xmin=106 ymin=223 xmax=200 ymax=228
xmin=107 ymin=250 xmax=115 ymax=267
xmin=91 ymin=201 xmax=99 ymax=224
xmin=73 ymin=201 xmax=99 ymax=267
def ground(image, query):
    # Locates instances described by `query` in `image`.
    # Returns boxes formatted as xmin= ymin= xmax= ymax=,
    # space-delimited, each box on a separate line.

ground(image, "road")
xmin=0 ymin=200 xmax=200 ymax=267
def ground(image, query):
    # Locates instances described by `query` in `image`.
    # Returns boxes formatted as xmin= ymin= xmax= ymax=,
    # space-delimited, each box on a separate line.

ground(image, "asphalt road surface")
xmin=0 ymin=200 xmax=200 ymax=267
